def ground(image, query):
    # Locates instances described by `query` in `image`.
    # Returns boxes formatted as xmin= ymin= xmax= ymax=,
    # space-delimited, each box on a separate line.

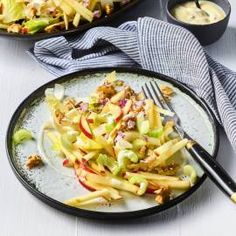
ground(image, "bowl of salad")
xmin=0 ymin=0 xmax=140 ymax=39
xmin=6 ymin=68 xmax=219 ymax=219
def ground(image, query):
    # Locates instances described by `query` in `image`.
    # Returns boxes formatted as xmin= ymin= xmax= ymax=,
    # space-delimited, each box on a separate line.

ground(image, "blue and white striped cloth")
xmin=30 ymin=17 xmax=236 ymax=151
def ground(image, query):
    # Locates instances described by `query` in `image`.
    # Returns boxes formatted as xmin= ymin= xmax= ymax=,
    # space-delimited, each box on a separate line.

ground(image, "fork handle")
xmin=187 ymin=141 xmax=236 ymax=203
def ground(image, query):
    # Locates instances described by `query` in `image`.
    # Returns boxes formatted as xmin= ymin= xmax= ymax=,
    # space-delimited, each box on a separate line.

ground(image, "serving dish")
xmin=0 ymin=0 xmax=140 ymax=40
xmin=166 ymin=0 xmax=231 ymax=45
xmin=6 ymin=67 xmax=219 ymax=219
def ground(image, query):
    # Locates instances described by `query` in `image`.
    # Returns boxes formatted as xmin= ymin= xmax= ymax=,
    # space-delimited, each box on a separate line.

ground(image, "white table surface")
xmin=0 ymin=1 xmax=236 ymax=235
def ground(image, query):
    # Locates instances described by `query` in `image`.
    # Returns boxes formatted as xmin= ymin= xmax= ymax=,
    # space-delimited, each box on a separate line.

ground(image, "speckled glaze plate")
xmin=6 ymin=67 xmax=219 ymax=219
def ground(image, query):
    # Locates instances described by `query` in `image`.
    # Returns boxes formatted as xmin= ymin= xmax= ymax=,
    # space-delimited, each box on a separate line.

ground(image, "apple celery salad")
xmin=13 ymin=71 xmax=198 ymax=207
xmin=0 ymin=0 xmax=132 ymax=35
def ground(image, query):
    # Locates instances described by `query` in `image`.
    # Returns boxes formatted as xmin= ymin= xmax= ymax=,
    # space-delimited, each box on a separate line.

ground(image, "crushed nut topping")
xmin=155 ymin=163 xmax=179 ymax=176
xmin=155 ymin=186 xmax=171 ymax=204
xmin=55 ymin=110 xmax=65 ymax=124
xmin=96 ymin=83 xmax=116 ymax=99
xmin=26 ymin=154 xmax=43 ymax=169
xmin=7 ymin=24 xmax=22 ymax=33
xmin=63 ymin=98 xmax=76 ymax=111
xmin=124 ymin=86 xmax=135 ymax=98
xmin=160 ymin=85 xmax=175 ymax=102
xmin=143 ymin=149 xmax=158 ymax=163
xmin=138 ymin=146 xmax=147 ymax=159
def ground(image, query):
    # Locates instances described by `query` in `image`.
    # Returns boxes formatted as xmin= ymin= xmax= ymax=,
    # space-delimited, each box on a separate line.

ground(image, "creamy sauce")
xmin=171 ymin=1 xmax=226 ymax=25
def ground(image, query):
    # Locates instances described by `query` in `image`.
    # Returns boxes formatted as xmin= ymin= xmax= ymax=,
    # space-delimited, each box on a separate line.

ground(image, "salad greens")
xmin=0 ymin=0 xmax=133 ymax=35
xmin=36 ymin=71 xmax=198 ymax=207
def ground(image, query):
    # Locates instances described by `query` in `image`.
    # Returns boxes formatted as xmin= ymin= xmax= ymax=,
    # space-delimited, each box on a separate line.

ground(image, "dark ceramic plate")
xmin=0 ymin=0 xmax=140 ymax=40
xmin=6 ymin=67 xmax=219 ymax=219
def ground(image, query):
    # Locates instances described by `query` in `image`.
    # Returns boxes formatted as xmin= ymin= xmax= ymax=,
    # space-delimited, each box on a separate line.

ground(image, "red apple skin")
xmin=78 ymin=178 xmax=96 ymax=192
xmin=115 ymin=111 xmax=123 ymax=123
xmin=79 ymin=115 xmax=93 ymax=139
xmin=122 ymin=100 xmax=132 ymax=115
xmin=74 ymin=160 xmax=97 ymax=192
xmin=146 ymin=188 xmax=155 ymax=194
xmin=87 ymin=118 xmax=94 ymax=124
xmin=108 ymin=103 xmax=123 ymax=123
xmin=62 ymin=159 xmax=73 ymax=168
xmin=80 ymin=159 xmax=96 ymax=174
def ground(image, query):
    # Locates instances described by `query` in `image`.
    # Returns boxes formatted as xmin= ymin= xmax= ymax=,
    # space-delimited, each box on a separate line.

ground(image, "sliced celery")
xmin=13 ymin=129 xmax=33 ymax=145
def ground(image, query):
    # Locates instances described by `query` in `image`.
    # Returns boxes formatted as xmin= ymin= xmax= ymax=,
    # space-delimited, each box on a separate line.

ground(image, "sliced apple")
xmin=64 ymin=189 xmax=111 ymax=207
xmin=108 ymin=103 xmax=123 ymax=123
xmin=93 ymin=124 xmax=107 ymax=136
xmin=74 ymin=164 xmax=96 ymax=191
xmin=145 ymin=99 xmax=155 ymax=129
xmin=83 ymin=151 xmax=99 ymax=161
xmin=74 ymin=133 xmax=102 ymax=151
xmin=79 ymin=114 xmax=93 ymax=139
xmin=78 ymin=177 xmax=96 ymax=192
xmin=84 ymin=181 xmax=122 ymax=200
xmin=80 ymin=159 xmax=97 ymax=174
xmin=108 ymin=122 xmax=121 ymax=141
xmin=146 ymin=184 xmax=158 ymax=194
xmin=84 ymin=171 xmax=139 ymax=194
xmin=101 ymin=102 xmax=110 ymax=114
xmin=122 ymin=99 xmax=132 ymax=115
xmin=87 ymin=112 xmax=97 ymax=124
xmin=63 ymin=158 xmax=74 ymax=168
xmin=116 ymin=139 xmax=133 ymax=150
xmin=76 ymin=174 xmax=122 ymax=200
xmin=110 ymin=90 xmax=126 ymax=103
xmin=95 ymin=135 xmax=115 ymax=157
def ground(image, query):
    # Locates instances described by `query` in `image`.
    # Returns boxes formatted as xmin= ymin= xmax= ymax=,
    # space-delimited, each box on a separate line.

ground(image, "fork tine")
xmin=149 ymin=82 xmax=165 ymax=109
xmin=152 ymin=81 xmax=175 ymax=113
xmin=142 ymin=86 xmax=148 ymax=99
xmin=143 ymin=83 xmax=161 ymax=106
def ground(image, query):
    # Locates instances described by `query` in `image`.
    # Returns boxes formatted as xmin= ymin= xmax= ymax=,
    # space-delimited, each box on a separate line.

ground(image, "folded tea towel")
xmin=29 ymin=17 xmax=236 ymax=151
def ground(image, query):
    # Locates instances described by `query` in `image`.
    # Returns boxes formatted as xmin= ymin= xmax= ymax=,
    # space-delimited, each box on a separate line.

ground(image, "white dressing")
xmin=171 ymin=1 xmax=226 ymax=25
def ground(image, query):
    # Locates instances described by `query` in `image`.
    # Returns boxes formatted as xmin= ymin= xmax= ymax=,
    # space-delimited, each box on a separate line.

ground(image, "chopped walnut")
xmin=54 ymin=110 xmax=65 ymax=124
xmin=154 ymin=186 xmax=171 ymax=204
xmin=63 ymin=98 xmax=76 ymax=111
xmin=119 ymin=113 xmax=136 ymax=131
xmin=96 ymin=83 xmax=116 ymax=99
xmin=155 ymin=163 xmax=179 ymax=176
xmin=124 ymin=86 xmax=135 ymax=98
xmin=47 ymin=7 xmax=58 ymax=17
xmin=127 ymin=162 xmax=150 ymax=172
xmin=104 ymin=3 xmax=113 ymax=15
xmin=132 ymin=100 xmax=144 ymax=113
xmin=7 ymin=24 xmax=22 ymax=33
xmin=138 ymin=146 xmax=147 ymax=159
xmin=136 ymin=92 xmax=145 ymax=101
xmin=26 ymin=154 xmax=43 ymax=169
xmin=143 ymin=149 xmax=158 ymax=163
xmin=160 ymin=85 xmax=175 ymax=101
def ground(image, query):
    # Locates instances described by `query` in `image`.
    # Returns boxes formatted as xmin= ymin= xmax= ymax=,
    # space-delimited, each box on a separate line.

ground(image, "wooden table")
xmin=0 ymin=1 xmax=235 ymax=235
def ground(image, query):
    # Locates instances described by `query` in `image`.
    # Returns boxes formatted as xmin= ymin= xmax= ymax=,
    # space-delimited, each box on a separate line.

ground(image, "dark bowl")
xmin=166 ymin=0 xmax=231 ymax=45
xmin=0 ymin=0 xmax=140 ymax=41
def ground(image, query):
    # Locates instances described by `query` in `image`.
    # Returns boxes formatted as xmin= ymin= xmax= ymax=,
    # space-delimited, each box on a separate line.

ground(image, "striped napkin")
xmin=30 ymin=17 xmax=236 ymax=151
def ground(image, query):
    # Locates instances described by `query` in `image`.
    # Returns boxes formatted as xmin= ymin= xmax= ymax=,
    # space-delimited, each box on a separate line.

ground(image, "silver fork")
xmin=142 ymin=81 xmax=236 ymax=203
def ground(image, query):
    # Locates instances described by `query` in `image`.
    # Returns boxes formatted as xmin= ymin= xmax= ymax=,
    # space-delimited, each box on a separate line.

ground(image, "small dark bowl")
xmin=166 ymin=0 xmax=231 ymax=45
